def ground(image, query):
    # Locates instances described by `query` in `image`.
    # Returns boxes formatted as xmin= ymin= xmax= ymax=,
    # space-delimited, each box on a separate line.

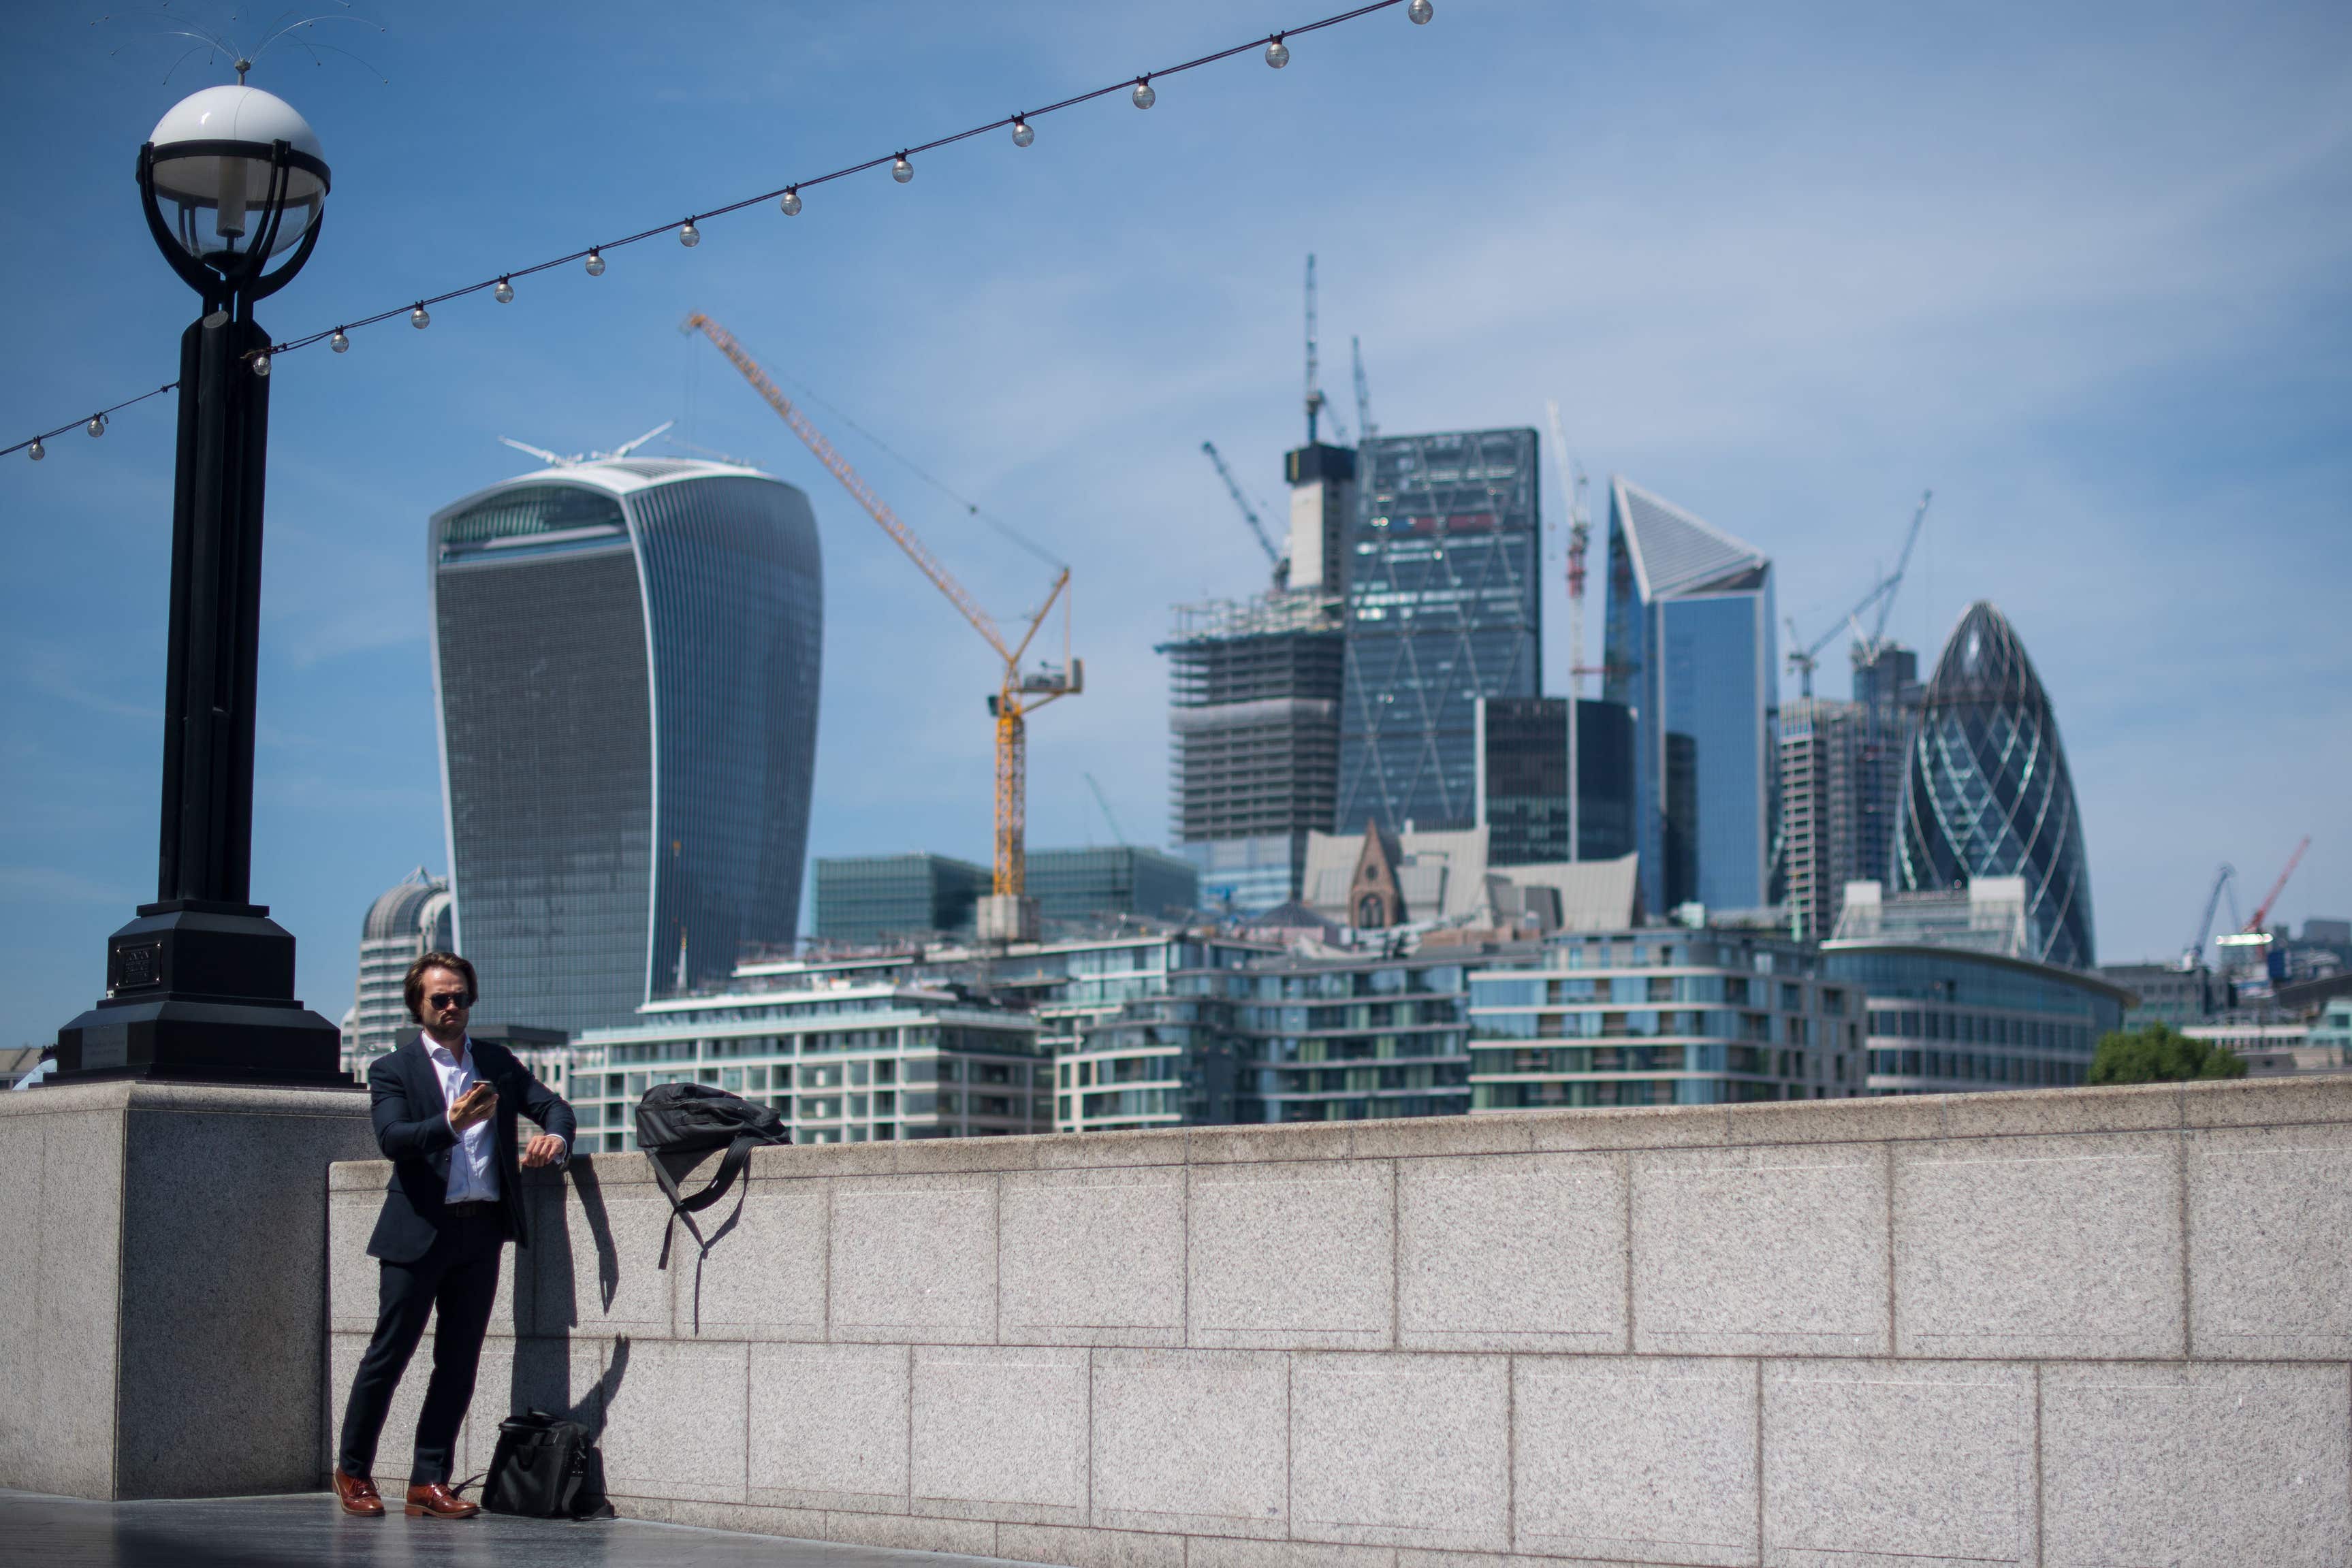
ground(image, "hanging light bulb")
xmin=28 ymin=438 xmax=44 ymax=461
xmin=411 ymin=304 xmax=430 ymax=329
xmin=586 ymin=249 xmax=606 ymax=276
xmin=1011 ymin=117 xmax=1034 ymax=147
xmin=1132 ymin=78 xmax=1155 ymax=109
xmin=892 ymin=153 xmax=913 ymax=183
xmin=1408 ymin=0 xmax=1432 ymax=21
xmin=87 ymin=415 xmax=107 ymax=438
xmin=251 ymin=352 xmax=271 ymax=379
xmin=679 ymin=219 xmax=700 ymax=248
xmin=330 ymin=329 xmax=350 ymax=353
xmin=780 ymin=187 xmax=801 ymax=216
xmin=1265 ymin=36 xmax=1289 ymax=67
xmin=494 ymin=278 xmax=514 ymax=304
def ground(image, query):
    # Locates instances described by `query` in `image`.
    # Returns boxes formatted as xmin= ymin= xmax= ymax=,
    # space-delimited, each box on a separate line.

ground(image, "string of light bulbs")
xmin=7 ymin=0 xmax=1431 ymax=464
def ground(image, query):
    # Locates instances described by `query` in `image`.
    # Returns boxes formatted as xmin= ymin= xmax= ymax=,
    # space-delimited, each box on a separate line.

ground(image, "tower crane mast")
xmin=1542 ymin=401 xmax=1593 ymax=689
xmin=1351 ymin=336 xmax=1376 ymax=442
xmin=684 ymin=313 xmax=1081 ymax=928
xmin=1544 ymin=400 xmax=1597 ymax=860
xmin=1302 ymin=255 xmax=1348 ymax=444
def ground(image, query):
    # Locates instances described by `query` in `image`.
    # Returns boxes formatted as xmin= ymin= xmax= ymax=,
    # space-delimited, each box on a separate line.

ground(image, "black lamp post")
xmin=54 ymin=82 xmax=345 ymax=1085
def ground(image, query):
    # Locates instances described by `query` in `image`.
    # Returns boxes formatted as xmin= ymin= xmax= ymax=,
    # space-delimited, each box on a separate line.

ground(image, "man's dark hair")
xmin=404 ymin=951 xmax=479 ymax=1023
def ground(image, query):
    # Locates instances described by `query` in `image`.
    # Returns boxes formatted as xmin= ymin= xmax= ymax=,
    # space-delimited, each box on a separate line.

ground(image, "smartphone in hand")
xmin=451 ymin=1081 xmax=498 ymax=1130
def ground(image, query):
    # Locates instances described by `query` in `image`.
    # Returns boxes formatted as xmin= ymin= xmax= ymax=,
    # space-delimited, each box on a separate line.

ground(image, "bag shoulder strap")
xmin=646 ymin=1130 xmax=765 ymax=1334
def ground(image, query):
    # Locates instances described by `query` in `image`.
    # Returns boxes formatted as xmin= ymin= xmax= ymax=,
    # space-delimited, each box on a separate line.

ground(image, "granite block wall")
xmin=1 ymin=1080 xmax=376 ymax=1499
xmin=327 ymin=1081 xmax=2352 ymax=1567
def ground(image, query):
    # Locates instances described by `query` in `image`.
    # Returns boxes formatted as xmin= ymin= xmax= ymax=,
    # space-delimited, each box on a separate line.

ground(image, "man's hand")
xmin=448 ymin=1081 xmax=498 ymax=1132
xmin=521 ymin=1133 xmax=567 ymax=1169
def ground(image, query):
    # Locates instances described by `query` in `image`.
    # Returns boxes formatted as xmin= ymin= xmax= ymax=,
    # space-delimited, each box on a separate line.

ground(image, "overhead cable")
xmin=6 ymin=0 xmax=1430 ymax=462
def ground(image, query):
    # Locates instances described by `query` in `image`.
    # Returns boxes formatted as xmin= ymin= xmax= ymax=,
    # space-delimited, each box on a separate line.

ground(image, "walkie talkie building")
xmin=1896 ymin=601 xmax=2095 ymax=970
xmin=429 ymin=458 xmax=823 ymax=1036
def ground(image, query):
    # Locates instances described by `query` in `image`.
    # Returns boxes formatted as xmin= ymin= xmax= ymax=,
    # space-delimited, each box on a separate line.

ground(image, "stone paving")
xmin=0 ymin=1489 xmax=1038 ymax=1568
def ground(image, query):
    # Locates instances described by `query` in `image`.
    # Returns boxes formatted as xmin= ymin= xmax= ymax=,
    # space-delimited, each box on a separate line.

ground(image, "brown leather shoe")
xmin=404 ymin=1481 xmax=480 ymax=1519
xmin=332 ymin=1469 xmax=383 ymax=1517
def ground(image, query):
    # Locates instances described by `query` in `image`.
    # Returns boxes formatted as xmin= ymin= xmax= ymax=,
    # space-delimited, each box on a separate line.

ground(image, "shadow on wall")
xmin=511 ymin=1158 xmax=629 ymax=1433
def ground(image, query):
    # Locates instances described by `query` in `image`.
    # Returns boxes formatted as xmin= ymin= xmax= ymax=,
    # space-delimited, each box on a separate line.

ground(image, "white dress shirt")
xmin=426 ymin=1034 xmax=501 ymax=1204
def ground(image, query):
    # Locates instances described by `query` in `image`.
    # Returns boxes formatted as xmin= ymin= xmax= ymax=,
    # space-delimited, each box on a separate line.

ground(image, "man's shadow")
xmin=511 ymin=1156 xmax=630 ymax=1435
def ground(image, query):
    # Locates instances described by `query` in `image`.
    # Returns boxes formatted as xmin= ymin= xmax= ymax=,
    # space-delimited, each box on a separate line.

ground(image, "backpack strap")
xmin=646 ymin=1131 xmax=765 ymax=1334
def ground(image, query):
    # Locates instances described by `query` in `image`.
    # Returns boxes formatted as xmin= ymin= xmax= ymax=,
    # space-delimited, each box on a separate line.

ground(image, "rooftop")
xmin=1610 ymin=476 xmax=1770 ymax=601
xmin=1159 ymin=590 xmax=1343 ymax=644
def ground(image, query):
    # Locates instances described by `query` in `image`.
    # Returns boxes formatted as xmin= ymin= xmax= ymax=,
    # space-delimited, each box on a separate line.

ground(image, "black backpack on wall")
xmin=634 ymin=1083 xmax=791 ymax=1332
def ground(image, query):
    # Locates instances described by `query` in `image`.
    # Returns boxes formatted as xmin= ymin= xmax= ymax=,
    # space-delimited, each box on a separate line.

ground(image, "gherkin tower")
xmin=1896 ymin=602 xmax=2095 ymax=967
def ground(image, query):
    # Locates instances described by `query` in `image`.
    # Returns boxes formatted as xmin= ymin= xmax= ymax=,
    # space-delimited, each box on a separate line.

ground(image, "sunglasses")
xmin=427 ymin=992 xmax=475 ymax=1010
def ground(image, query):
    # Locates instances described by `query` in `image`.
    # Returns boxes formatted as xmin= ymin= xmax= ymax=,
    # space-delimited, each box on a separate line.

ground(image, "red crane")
xmin=2245 ymin=836 xmax=2311 ymax=935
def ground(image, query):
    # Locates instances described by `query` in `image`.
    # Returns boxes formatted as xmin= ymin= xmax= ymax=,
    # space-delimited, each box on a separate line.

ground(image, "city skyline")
xmin=3 ymin=1 xmax=2347 ymax=1046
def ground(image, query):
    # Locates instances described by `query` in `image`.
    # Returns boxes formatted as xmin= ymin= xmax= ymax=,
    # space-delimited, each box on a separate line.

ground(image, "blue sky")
xmin=3 ymin=1 xmax=2347 ymax=1044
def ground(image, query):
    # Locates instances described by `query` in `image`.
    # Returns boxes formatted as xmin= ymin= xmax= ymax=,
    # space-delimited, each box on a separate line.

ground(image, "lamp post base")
xmin=53 ymin=901 xmax=348 ymax=1087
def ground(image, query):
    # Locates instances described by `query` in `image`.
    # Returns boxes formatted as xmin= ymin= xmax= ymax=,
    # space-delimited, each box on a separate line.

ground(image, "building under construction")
xmin=1779 ymin=642 xmax=1920 ymax=942
xmin=1171 ymin=262 xmax=1358 ymax=916
xmin=1162 ymin=590 xmax=1344 ymax=914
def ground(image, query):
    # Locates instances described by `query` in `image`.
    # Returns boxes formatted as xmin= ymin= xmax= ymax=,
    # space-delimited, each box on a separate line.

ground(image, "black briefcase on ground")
xmin=478 ymin=1410 xmax=613 ymax=1520
xmin=635 ymin=1083 xmax=791 ymax=1332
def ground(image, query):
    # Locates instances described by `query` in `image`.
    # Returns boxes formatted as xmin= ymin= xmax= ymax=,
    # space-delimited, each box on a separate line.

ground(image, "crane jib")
xmin=684 ymin=312 xmax=1083 ymax=903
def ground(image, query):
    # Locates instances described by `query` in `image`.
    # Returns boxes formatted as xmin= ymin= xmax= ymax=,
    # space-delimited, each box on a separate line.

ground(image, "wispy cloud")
xmin=14 ymin=644 xmax=160 ymax=724
xmin=0 ymin=867 xmax=133 ymax=906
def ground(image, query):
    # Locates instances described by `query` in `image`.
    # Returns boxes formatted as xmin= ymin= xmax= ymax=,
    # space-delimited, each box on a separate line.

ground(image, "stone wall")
xmin=1 ymin=1079 xmax=375 ymax=1499
xmin=328 ymin=1081 xmax=2352 ymax=1566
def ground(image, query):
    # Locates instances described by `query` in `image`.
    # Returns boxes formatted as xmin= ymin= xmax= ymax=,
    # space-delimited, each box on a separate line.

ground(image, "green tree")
xmin=2088 ymin=1023 xmax=2248 ymax=1085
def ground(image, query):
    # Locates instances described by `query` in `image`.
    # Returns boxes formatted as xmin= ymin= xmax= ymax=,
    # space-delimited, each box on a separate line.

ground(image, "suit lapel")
xmin=411 ymin=1035 xmax=458 ymax=1185
xmin=408 ymin=1034 xmax=450 ymax=1117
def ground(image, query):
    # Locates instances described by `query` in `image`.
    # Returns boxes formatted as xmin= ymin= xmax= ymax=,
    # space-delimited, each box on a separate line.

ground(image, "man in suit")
xmin=332 ymin=950 xmax=576 ymax=1520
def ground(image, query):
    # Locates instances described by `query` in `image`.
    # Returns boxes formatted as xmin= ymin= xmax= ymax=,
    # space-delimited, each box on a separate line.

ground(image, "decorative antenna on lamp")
xmin=114 ymin=6 xmax=391 ymax=90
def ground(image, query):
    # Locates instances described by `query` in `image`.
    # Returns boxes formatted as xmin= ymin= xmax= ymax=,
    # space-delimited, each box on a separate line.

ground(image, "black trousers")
xmin=338 ymin=1206 xmax=506 ymax=1485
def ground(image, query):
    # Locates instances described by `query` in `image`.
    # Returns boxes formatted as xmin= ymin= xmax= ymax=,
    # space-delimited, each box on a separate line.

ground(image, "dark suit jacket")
xmin=364 ymin=1034 xmax=577 ymax=1264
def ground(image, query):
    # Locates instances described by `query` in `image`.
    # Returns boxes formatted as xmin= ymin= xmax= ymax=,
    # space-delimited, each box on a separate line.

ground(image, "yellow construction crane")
xmin=684 ymin=313 xmax=1081 ymax=940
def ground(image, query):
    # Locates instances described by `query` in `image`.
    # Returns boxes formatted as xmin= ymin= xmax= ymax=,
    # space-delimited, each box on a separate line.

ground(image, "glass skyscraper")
xmin=1896 ymin=601 xmax=2095 ymax=969
xmin=1026 ymin=847 xmax=1200 ymax=929
xmin=813 ymin=853 xmax=991 ymax=943
xmin=1602 ymin=478 xmax=1777 ymax=916
xmin=1475 ymin=696 xmax=1636 ymax=866
xmin=430 ymin=457 xmax=823 ymax=1035
xmin=1339 ymin=429 xmax=1542 ymax=835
